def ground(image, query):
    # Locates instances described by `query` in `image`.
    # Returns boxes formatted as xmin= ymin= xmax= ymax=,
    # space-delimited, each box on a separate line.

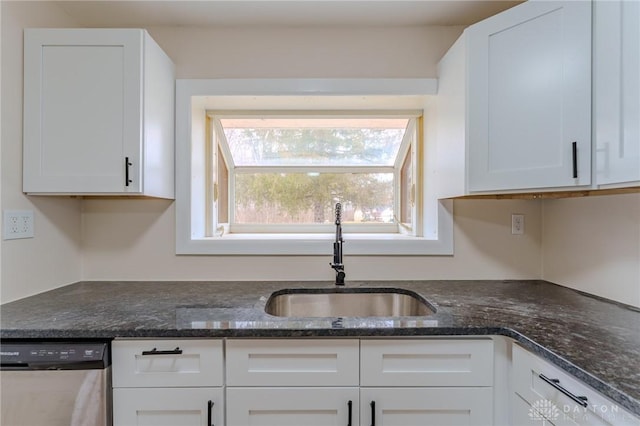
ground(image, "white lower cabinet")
xmin=226 ymin=339 xmax=360 ymax=425
xmin=225 ymin=338 xmax=494 ymax=426
xmin=226 ymin=387 xmax=359 ymax=426
xmin=112 ymin=339 xmax=224 ymax=426
xmin=361 ymin=339 xmax=494 ymax=426
xmin=110 ymin=337 xmax=639 ymax=426
xmin=113 ymin=387 xmax=223 ymax=426
xmin=362 ymin=387 xmax=493 ymax=426
xmin=512 ymin=344 xmax=640 ymax=426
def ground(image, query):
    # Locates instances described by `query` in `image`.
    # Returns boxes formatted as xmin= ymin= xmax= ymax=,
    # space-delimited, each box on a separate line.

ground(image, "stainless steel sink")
xmin=264 ymin=288 xmax=436 ymax=317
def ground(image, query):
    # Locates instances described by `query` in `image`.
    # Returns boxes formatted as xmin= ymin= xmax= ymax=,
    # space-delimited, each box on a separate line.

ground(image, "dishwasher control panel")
xmin=1 ymin=342 xmax=109 ymax=369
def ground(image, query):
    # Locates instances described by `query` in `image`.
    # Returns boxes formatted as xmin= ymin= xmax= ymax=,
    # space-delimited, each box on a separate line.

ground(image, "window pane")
xmin=234 ymin=172 xmax=393 ymax=224
xmin=400 ymin=149 xmax=412 ymax=224
xmin=216 ymin=146 xmax=229 ymax=223
xmin=220 ymin=118 xmax=408 ymax=166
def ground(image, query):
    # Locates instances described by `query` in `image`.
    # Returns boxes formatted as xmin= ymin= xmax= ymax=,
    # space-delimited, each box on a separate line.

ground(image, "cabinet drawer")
xmin=361 ymin=387 xmax=493 ymax=426
xmin=361 ymin=339 xmax=493 ymax=387
xmin=226 ymin=387 xmax=359 ymax=426
xmin=113 ymin=387 xmax=222 ymax=426
xmin=112 ymin=339 xmax=223 ymax=388
xmin=512 ymin=344 xmax=639 ymax=426
xmin=226 ymin=339 xmax=359 ymax=386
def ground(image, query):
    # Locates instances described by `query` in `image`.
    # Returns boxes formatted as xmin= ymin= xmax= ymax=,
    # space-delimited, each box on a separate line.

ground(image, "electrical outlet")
xmin=3 ymin=210 xmax=34 ymax=240
xmin=511 ymin=214 xmax=525 ymax=235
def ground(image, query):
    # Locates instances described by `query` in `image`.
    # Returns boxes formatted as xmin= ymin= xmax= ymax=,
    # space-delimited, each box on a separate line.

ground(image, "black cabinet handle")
xmin=370 ymin=401 xmax=376 ymax=426
xmin=125 ymin=157 xmax=133 ymax=186
xmin=207 ymin=400 xmax=214 ymax=426
xmin=141 ymin=347 xmax=182 ymax=356
xmin=539 ymin=374 xmax=588 ymax=407
xmin=572 ymin=142 xmax=578 ymax=178
xmin=347 ymin=400 xmax=352 ymax=426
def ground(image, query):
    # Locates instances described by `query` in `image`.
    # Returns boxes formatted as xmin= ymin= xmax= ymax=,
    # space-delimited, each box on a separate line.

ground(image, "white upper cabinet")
xmin=466 ymin=1 xmax=592 ymax=192
xmin=594 ymin=0 xmax=640 ymax=187
xmin=23 ymin=29 xmax=175 ymax=198
xmin=437 ymin=1 xmax=592 ymax=197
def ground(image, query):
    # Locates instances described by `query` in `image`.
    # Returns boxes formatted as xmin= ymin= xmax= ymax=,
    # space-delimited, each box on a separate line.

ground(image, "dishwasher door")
xmin=1 ymin=368 xmax=111 ymax=426
xmin=0 ymin=342 xmax=111 ymax=426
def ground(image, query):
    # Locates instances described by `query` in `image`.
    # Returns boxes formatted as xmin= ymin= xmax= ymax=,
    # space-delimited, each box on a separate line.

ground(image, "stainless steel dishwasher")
xmin=1 ymin=341 xmax=112 ymax=426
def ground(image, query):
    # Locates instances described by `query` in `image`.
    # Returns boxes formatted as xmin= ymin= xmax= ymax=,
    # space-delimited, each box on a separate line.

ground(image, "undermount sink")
xmin=264 ymin=288 xmax=436 ymax=318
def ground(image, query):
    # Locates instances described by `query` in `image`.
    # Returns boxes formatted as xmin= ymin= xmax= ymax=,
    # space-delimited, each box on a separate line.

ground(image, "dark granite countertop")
xmin=1 ymin=280 xmax=639 ymax=416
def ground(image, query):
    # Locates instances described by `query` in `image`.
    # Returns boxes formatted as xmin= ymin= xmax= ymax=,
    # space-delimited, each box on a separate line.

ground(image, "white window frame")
xmin=176 ymin=79 xmax=453 ymax=255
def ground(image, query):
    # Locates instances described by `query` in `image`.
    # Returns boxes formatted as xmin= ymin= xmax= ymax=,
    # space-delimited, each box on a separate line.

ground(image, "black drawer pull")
xmin=572 ymin=142 xmax=578 ymax=178
xmin=141 ymin=347 xmax=182 ymax=356
xmin=539 ymin=373 xmax=588 ymax=407
xmin=370 ymin=400 xmax=376 ymax=426
xmin=125 ymin=157 xmax=133 ymax=186
xmin=347 ymin=400 xmax=352 ymax=426
xmin=208 ymin=400 xmax=214 ymax=426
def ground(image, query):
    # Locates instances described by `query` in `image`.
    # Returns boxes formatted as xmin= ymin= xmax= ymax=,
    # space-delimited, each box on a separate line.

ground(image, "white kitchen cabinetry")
xmin=360 ymin=339 xmax=494 ymax=425
xmin=109 ymin=338 xmax=640 ymax=426
xmin=112 ymin=339 xmax=223 ymax=426
xmin=511 ymin=343 xmax=640 ymax=426
xmin=23 ymin=28 xmax=175 ymax=198
xmin=226 ymin=338 xmax=494 ymax=426
xmin=437 ymin=1 xmax=592 ymax=197
xmin=225 ymin=339 xmax=359 ymax=426
xmin=593 ymin=0 xmax=640 ymax=187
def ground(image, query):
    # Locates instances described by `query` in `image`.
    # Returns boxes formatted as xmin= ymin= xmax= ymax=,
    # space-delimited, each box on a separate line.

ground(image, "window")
xmin=209 ymin=112 xmax=420 ymax=236
xmin=176 ymin=79 xmax=453 ymax=255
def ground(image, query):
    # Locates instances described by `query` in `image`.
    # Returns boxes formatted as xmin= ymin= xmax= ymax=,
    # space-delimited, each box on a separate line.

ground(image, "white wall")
xmin=543 ymin=193 xmax=640 ymax=308
xmin=0 ymin=1 xmax=83 ymax=303
xmin=146 ymin=26 xmax=464 ymax=79
xmin=81 ymin=198 xmax=542 ymax=281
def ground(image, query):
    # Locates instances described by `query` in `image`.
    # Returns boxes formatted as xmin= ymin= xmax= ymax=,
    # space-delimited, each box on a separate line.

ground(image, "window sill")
xmin=177 ymin=232 xmax=453 ymax=256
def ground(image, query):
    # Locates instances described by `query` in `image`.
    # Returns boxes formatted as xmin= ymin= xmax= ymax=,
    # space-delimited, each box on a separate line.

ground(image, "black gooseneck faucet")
xmin=330 ymin=202 xmax=346 ymax=285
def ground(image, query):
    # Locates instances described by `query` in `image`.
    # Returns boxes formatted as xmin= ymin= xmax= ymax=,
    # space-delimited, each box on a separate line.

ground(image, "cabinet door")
xmin=23 ymin=29 xmax=143 ymax=193
xmin=113 ymin=387 xmax=222 ymax=426
xmin=594 ymin=0 xmax=640 ymax=186
xmin=466 ymin=1 xmax=592 ymax=191
xmin=226 ymin=387 xmax=359 ymax=426
xmin=512 ymin=344 xmax=640 ymax=426
xmin=361 ymin=387 xmax=493 ymax=426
